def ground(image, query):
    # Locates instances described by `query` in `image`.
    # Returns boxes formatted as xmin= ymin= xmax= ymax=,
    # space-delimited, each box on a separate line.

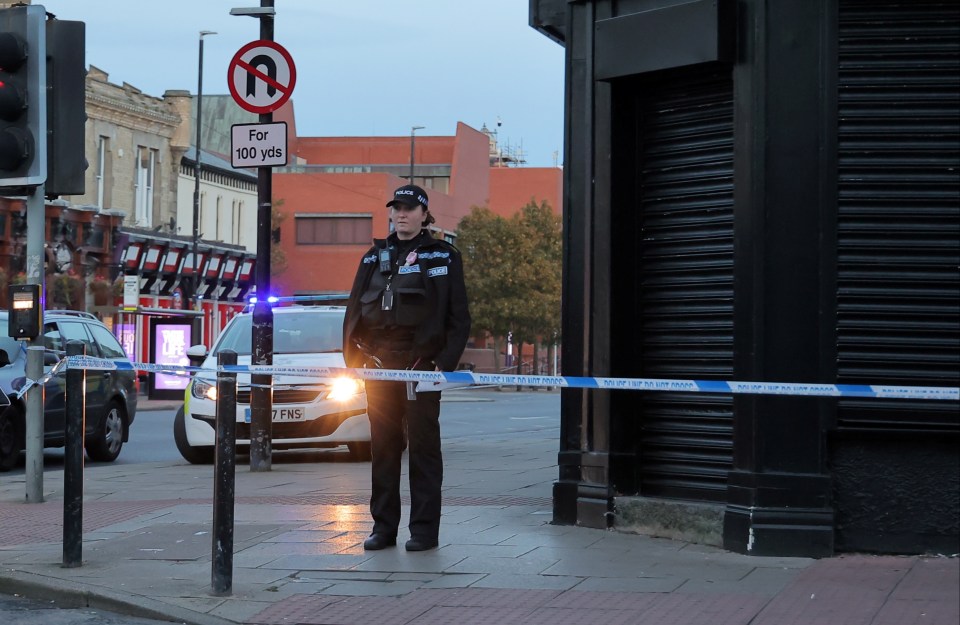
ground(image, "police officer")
xmin=343 ymin=184 xmax=471 ymax=552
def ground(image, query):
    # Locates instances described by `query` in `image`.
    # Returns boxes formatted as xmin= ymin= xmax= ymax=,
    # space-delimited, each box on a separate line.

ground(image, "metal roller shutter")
xmin=837 ymin=0 xmax=960 ymax=432
xmin=637 ymin=68 xmax=735 ymax=502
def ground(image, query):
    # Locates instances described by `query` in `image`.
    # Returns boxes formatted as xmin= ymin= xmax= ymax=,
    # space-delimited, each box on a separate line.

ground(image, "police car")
xmin=173 ymin=304 xmax=370 ymax=463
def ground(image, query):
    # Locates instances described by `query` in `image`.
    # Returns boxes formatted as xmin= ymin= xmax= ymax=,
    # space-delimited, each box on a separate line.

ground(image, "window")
xmin=215 ymin=311 xmax=344 ymax=355
xmin=0 ymin=334 xmax=17 ymax=365
xmin=233 ymin=200 xmax=241 ymax=244
xmin=199 ymin=191 xmax=205 ymax=237
xmin=96 ymin=136 xmax=108 ymax=208
xmin=429 ymin=227 xmax=456 ymax=244
xmin=295 ymin=215 xmax=372 ymax=245
xmin=215 ymin=195 xmax=222 ymax=241
xmin=134 ymin=147 xmax=157 ymax=227
xmin=88 ymin=324 xmax=127 ymax=360
xmin=42 ymin=324 xmax=63 ymax=353
xmin=58 ymin=321 xmax=96 ymax=357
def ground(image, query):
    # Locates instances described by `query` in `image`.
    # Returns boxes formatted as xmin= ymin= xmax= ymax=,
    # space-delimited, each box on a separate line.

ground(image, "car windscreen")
xmin=213 ymin=310 xmax=344 ymax=355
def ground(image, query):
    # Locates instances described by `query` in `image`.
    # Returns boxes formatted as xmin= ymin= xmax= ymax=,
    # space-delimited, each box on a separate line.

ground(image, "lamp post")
xmin=409 ymin=125 xmax=424 ymax=182
xmin=192 ymin=30 xmax=216 ymax=312
xmin=231 ymin=1 xmax=277 ymax=473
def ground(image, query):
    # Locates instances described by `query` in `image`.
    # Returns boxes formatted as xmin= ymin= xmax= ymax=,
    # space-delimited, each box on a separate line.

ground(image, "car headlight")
xmin=191 ymin=379 xmax=217 ymax=401
xmin=328 ymin=377 xmax=363 ymax=402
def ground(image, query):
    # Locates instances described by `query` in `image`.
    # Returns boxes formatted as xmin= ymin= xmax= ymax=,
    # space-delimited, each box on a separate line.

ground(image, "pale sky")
xmin=36 ymin=0 xmax=566 ymax=167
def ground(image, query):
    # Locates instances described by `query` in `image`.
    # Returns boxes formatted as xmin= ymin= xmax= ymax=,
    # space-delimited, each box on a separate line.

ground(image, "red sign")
xmin=228 ymin=40 xmax=297 ymax=114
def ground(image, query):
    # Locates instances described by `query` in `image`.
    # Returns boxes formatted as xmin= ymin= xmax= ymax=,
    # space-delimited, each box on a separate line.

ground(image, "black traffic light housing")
xmin=7 ymin=284 xmax=41 ymax=339
xmin=45 ymin=16 xmax=86 ymax=197
xmin=0 ymin=4 xmax=45 ymax=187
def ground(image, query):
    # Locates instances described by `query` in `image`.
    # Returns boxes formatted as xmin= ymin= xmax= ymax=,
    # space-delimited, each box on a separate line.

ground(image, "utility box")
xmin=7 ymin=284 xmax=41 ymax=339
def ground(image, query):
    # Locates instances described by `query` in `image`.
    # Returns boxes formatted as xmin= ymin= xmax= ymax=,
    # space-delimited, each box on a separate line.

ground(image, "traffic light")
xmin=45 ymin=17 xmax=86 ymax=196
xmin=0 ymin=4 xmax=45 ymax=187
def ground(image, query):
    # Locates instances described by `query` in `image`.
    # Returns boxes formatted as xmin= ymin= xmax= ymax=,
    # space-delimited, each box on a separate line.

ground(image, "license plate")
xmin=274 ymin=407 xmax=305 ymax=421
xmin=244 ymin=407 xmax=305 ymax=422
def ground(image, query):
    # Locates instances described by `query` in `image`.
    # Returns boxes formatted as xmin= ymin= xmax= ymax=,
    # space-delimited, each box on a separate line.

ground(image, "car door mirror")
xmin=186 ymin=344 xmax=208 ymax=368
xmin=44 ymin=351 xmax=62 ymax=366
xmin=0 ymin=350 xmax=10 ymax=368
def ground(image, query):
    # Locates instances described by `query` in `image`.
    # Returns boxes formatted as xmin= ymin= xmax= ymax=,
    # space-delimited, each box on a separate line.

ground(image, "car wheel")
xmin=174 ymin=405 xmax=214 ymax=464
xmin=85 ymin=400 xmax=125 ymax=462
xmin=347 ymin=441 xmax=372 ymax=462
xmin=0 ymin=404 xmax=23 ymax=472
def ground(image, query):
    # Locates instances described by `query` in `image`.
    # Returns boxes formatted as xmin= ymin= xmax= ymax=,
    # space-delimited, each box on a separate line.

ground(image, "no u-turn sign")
xmin=228 ymin=40 xmax=297 ymax=114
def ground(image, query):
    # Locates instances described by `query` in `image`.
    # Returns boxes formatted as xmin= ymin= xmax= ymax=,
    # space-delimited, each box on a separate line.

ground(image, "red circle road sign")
xmin=228 ymin=40 xmax=297 ymax=114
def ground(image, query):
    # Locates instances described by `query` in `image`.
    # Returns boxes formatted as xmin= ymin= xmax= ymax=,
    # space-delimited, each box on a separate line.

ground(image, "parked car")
xmin=0 ymin=310 xmax=139 ymax=471
xmin=174 ymin=305 xmax=370 ymax=463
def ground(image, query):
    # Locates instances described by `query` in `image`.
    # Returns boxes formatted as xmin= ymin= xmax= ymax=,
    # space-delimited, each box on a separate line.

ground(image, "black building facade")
xmin=531 ymin=0 xmax=959 ymax=556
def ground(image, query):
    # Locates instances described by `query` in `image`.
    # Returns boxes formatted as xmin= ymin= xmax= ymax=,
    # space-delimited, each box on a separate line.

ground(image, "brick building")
xmin=271 ymin=111 xmax=562 ymax=297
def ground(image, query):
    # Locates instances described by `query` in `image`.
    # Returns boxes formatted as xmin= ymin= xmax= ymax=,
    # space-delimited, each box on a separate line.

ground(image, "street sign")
xmin=231 ymin=122 xmax=288 ymax=168
xmin=228 ymin=40 xmax=296 ymax=114
xmin=122 ymin=275 xmax=139 ymax=310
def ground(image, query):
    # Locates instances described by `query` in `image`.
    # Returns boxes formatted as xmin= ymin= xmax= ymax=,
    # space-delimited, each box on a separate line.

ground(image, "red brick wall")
xmin=272 ymin=172 xmax=404 ymax=294
xmin=448 ymin=122 xmax=492 ymax=220
xmin=487 ymin=167 xmax=563 ymax=218
xmin=295 ymin=136 xmax=456 ymax=166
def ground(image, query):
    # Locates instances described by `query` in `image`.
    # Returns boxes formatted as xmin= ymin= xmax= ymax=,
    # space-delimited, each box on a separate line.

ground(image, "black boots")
xmin=362 ymin=534 xmax=397 ymax=550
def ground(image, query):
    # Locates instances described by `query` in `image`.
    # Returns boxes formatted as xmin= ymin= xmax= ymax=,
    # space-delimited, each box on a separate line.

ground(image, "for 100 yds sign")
xmin=231 ymin=122 xmax=288 ymax=168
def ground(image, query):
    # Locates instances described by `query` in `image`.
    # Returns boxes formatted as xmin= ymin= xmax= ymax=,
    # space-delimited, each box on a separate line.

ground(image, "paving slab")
xmin=1 ymin=390 xmax=957 ymax=625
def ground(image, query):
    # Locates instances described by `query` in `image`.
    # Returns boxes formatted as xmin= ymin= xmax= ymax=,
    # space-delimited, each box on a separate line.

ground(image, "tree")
xmin=457 ymin=207 xmax=517 ymax=348
xmin=456 ymin=200 xmax=562 ymax=373
xmin=510 ymin=200 xmax=562 ymax=347
xmin=502 ymin=200 xmax=561 ymax=378
xmin=271 ymin=198 xmax=288 ymax=276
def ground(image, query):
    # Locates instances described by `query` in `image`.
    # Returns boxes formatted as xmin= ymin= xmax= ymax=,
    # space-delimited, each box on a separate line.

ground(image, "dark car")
xmin=0 ymin=310 xmax=139 ymax=471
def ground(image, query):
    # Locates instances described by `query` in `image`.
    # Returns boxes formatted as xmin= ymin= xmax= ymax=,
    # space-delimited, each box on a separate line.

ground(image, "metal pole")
xmin=24 ymin=346 xmax=44 ymax=502
xmin=249 ymin=0 xmax=275 ymax=472
xmin=25 ymin=185 xmax=45 ymax=486
xmin=22 ymin=14 xmax=46 ymax=479
xmin=409 ymin=125 xmax=424 ymax=183
xmin=192 ymin=31 xmax=215 ymax=318
xmin=212 ymin=349 xmax=237 ymax=596
xmin=409 ymin=128 xmax=415 ymax=182
xmin=62 ymin=340 xmax=85 ymax=568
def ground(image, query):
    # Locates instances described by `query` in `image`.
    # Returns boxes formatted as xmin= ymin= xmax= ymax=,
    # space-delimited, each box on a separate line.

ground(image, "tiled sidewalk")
xmin=0 ymin=391 xmax=957 ymax=625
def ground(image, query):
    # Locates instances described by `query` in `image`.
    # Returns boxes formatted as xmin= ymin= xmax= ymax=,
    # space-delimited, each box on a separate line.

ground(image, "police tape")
xmin=43 ymin=355 xmax=960 ymax=401
xmin=15 ymin=357 xmax=69 ymax=400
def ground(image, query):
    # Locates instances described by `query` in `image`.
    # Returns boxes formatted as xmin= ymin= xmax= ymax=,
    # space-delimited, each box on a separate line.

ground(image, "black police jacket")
xmin=343 ymin=229 xmax=471 ymax=372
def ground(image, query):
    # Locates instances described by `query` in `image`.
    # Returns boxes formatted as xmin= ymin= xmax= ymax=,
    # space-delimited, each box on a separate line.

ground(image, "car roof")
xmin=0 ymin=309 xmax=102 ymax=320
xmin=0 ymin=310 xmax=110 ymax=328
xmin=238 ymin=305 xmax=346 ymax=315
xmin=44 ymin=310 xmax=100 ymax=320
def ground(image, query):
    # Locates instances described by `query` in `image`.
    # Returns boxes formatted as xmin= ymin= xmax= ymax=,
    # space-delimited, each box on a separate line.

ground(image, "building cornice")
xmin=87 ymin=91 xmax=181 ymax=128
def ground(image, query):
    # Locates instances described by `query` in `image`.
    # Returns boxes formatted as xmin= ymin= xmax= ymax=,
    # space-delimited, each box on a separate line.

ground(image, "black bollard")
xmin=63 ymin=340 xmax=86 ymax=568
xmin=211 ymin=349 xmax=238 ymax=596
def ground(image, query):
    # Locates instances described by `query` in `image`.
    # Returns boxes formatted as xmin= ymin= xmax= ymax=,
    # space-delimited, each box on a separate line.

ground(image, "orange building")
xmin=271 ymin=111 xmax=561 ymax=297
xmin=488 ymin=166 xmax=563 ymax=219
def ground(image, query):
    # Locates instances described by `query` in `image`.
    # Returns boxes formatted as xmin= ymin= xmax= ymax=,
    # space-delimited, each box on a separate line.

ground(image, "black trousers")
xmin=365 ymin=379 xmax=442 ymax=540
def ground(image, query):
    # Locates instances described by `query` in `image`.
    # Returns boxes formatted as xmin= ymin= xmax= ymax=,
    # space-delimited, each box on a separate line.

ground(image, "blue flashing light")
xmin=245 ymin=294 xmax=348 ymax=310
xmin=248 ymin=295 xmax=280 ymax=305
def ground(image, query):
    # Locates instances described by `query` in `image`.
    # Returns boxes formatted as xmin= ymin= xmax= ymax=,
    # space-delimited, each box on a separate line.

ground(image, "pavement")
xmin=0 ymin=390 xmax=957 ymax=625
